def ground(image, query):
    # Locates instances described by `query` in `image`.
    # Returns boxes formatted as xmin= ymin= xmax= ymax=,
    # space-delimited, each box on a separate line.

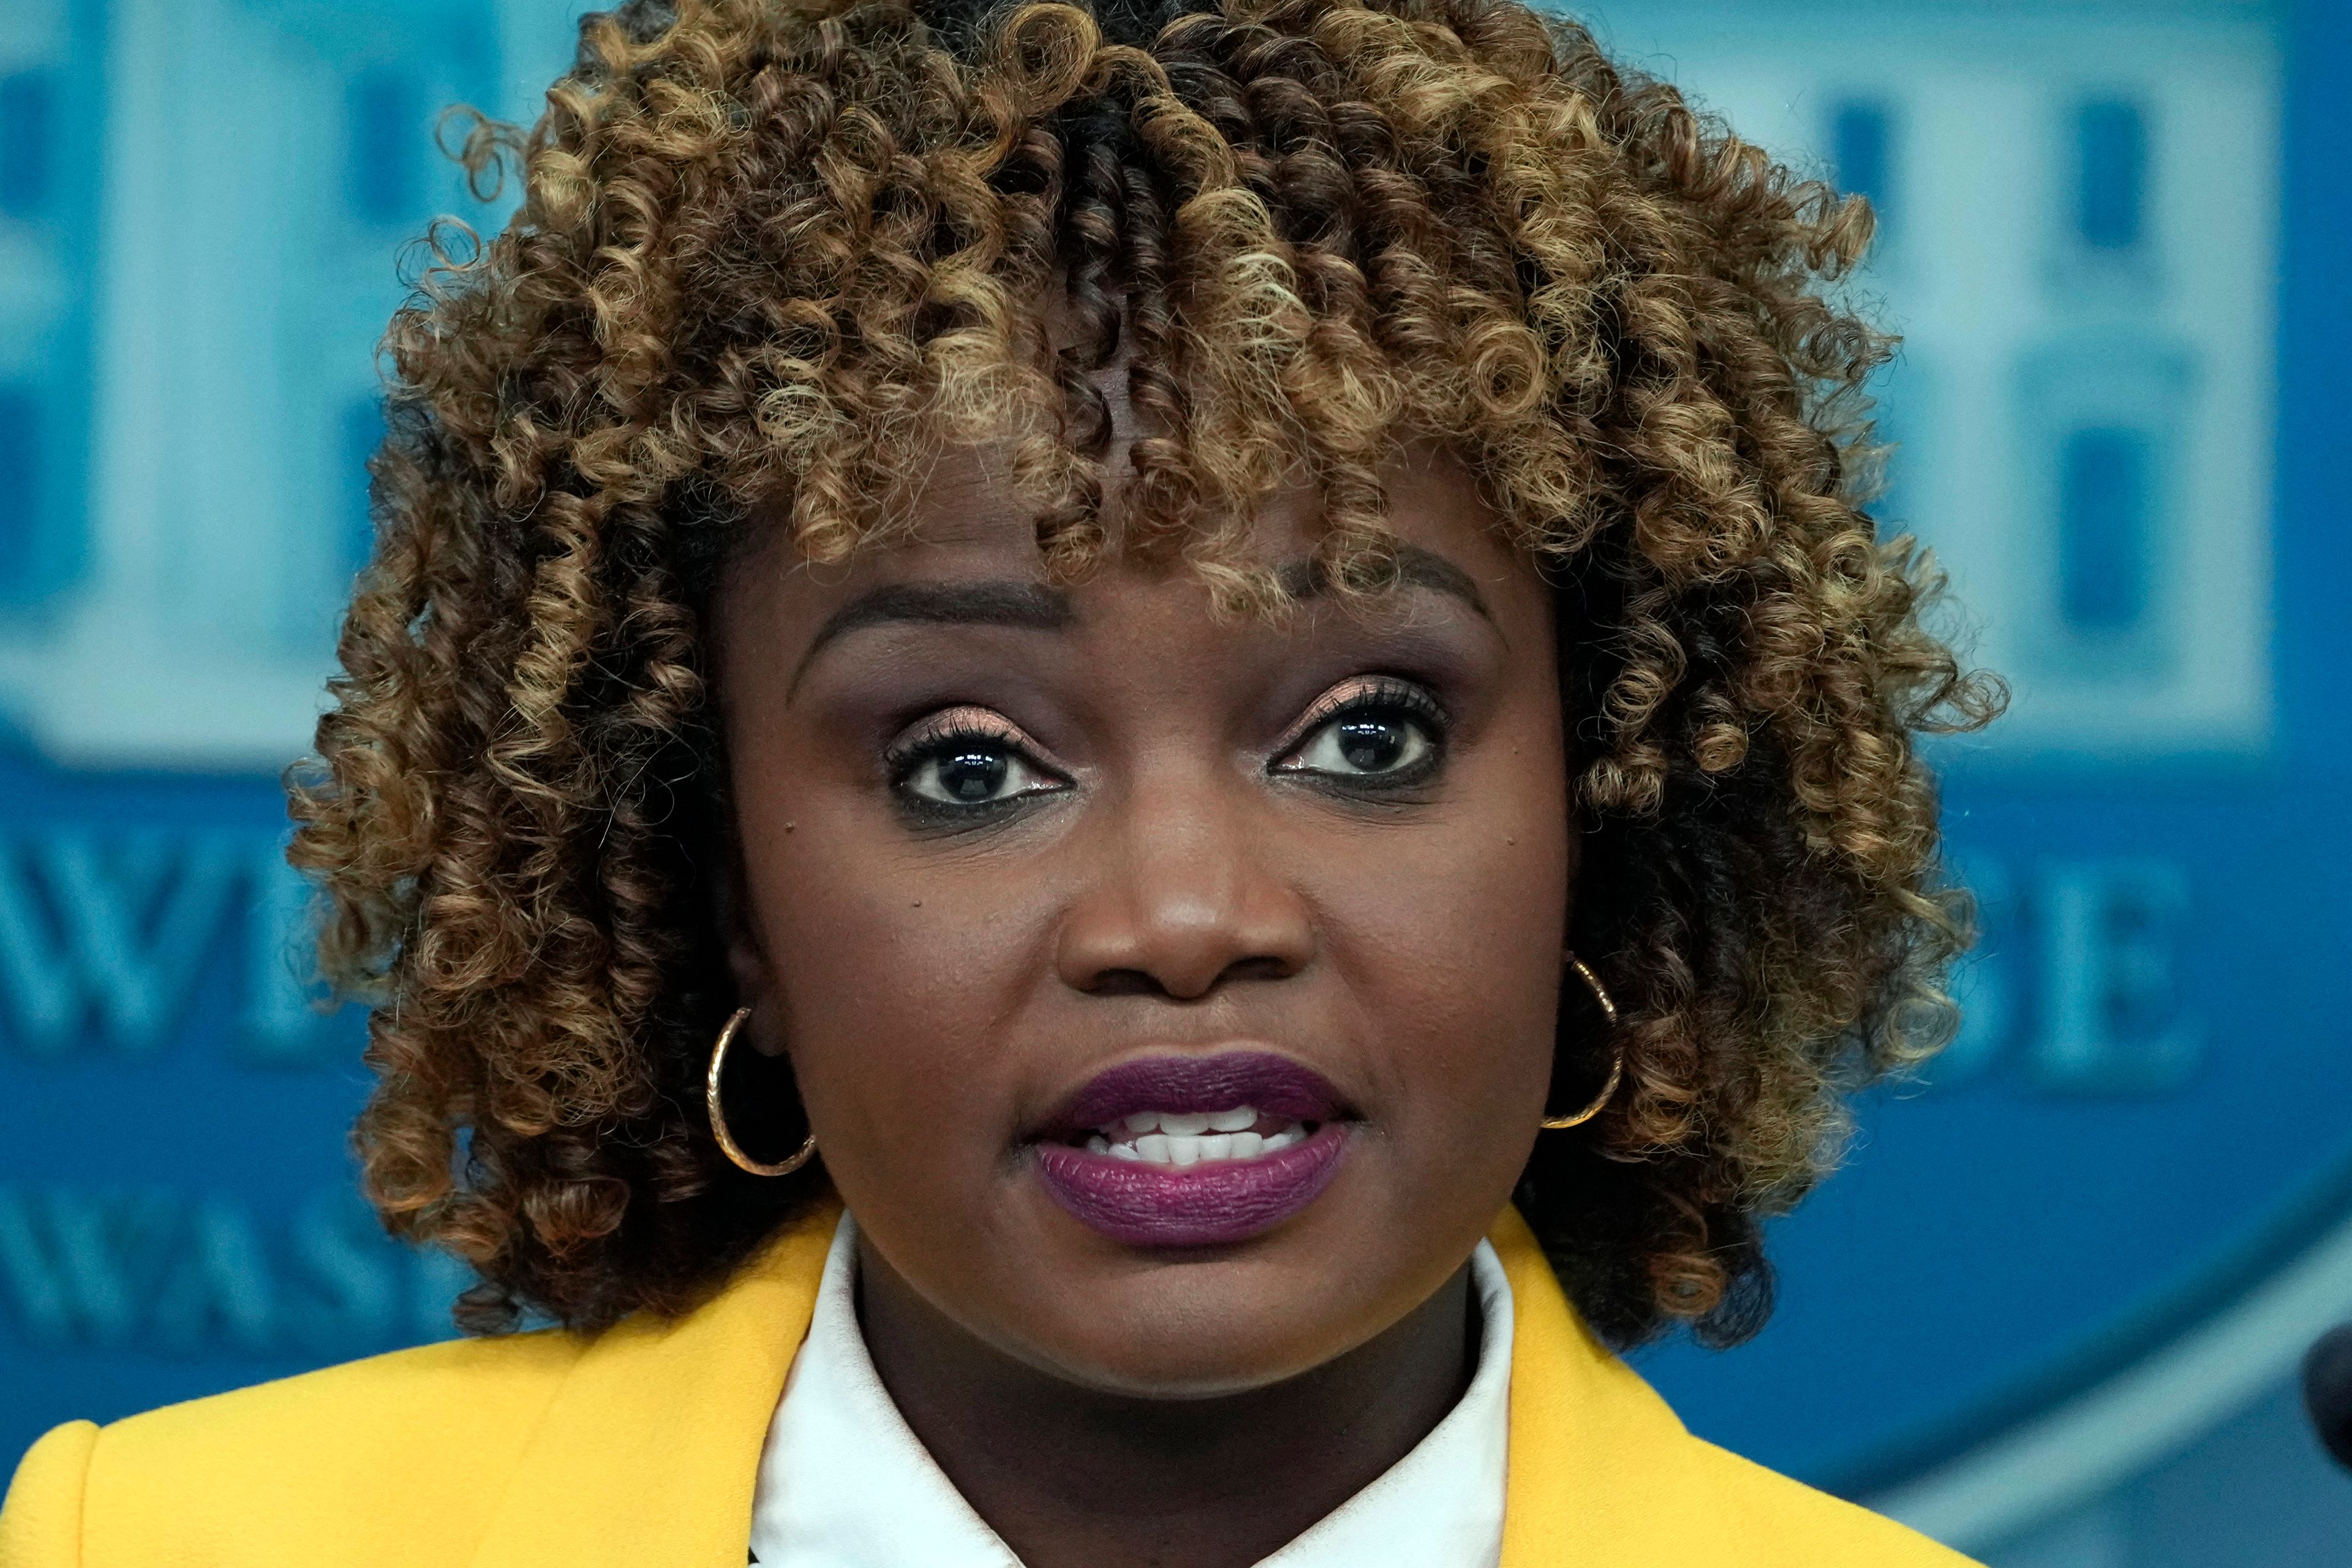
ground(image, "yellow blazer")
xmin=0 ymin=1204 xmax=1973 ymax=1567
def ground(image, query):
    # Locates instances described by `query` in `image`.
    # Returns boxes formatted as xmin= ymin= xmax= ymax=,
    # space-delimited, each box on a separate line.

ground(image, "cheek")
xmin=1325 ymin=718 xmax=1572 ymax=1129
xmin=743 ymin=817 xmax=1056 ymax=1178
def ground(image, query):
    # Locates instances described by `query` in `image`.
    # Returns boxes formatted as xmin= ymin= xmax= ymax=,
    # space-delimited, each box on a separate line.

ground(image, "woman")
xmin=0 ymin=0 xmax=1999 ymax=1562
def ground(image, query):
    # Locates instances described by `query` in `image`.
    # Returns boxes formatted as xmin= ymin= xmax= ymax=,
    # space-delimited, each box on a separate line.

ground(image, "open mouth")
xmin=1030 ymin=1052 xmax=1354 ymax=1248
xmin=1074 ymin=1107 xmax=1318 ymax=1166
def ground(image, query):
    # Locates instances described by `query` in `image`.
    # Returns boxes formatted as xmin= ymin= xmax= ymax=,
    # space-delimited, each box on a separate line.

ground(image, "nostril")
xmin=1076 ymin=954 xmax=1302 ymax=1001
xmin=1080 ymin=967 xmax=1167 ymax=998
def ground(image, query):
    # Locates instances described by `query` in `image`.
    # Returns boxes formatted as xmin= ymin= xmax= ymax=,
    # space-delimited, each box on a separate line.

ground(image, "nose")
xmin=1054 ymin=766 xmax=1316 ymax=1001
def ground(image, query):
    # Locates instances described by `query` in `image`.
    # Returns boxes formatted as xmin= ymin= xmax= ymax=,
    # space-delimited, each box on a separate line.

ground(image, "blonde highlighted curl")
xmin=291 ymin=0 xmax=2002 ymax=1345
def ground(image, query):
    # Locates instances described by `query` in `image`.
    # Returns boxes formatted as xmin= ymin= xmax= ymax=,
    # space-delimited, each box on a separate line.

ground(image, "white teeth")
xmin=1087 ymin=1121 xmax=1310 ymax=1166
xmin=1103 ymin=1105 xmax=1261 ymax=1138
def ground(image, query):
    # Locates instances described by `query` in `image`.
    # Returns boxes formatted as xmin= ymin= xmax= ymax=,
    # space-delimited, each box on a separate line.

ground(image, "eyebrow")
xmin=787 ymin=542 xmax=1496 ymax=695
xmin=1274 ymin=544 xmax=1497 ymax=626
xmin=790 ymin=579 xmax=1076 ymax=694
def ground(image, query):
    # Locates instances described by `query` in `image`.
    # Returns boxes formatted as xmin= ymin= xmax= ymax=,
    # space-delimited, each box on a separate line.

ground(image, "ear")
xmin=716 ymin=826 xmax=792 ymax=1058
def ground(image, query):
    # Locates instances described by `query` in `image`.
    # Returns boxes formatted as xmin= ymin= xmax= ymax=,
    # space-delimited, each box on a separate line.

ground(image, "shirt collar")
xmin=748 ymin=1212 xmax=1512 ymax=1568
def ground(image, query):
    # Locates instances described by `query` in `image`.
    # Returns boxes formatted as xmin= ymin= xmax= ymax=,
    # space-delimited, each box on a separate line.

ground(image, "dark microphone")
xmin=2307 ymin=1322 xmax=2352 ymax=1471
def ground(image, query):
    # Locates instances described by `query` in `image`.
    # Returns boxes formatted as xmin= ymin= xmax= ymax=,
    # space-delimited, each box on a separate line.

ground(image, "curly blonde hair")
xmin=291 ymin=0 xmax=1999 ymax=1345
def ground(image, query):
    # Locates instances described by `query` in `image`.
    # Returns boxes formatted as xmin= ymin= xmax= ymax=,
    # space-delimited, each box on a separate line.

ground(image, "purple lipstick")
xmin=1030 ymin=1051 xmax=1352 ymax=1248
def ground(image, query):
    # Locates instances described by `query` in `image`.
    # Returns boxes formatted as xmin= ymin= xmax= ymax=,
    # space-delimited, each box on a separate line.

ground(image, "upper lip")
xmin=1039 ymin=1050 xmax=1351 ymax=1139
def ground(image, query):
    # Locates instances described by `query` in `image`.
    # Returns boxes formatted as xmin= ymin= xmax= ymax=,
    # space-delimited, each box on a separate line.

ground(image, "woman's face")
xmin=717 ymin=406 xmax=1571 ymax=1397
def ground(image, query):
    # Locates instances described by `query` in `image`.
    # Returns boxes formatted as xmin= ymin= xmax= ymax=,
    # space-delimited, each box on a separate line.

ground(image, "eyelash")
xmin=883 ymin=714 xmax=1066 ymax=825
xmin=1272 ymin=677 xmax=1450 ymax=791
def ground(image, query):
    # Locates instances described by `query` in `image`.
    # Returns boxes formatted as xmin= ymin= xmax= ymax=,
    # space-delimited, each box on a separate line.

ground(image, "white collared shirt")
xmin=748 ymin=1212 xmax=1513 ymax=1568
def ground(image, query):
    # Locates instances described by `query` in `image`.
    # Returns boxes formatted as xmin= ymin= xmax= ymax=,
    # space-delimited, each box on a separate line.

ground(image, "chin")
xmin=1009 ymin=1271 xmax=1392 ymax=1400
xmin=980 ymin=1191 xmax=1423 ymax=1400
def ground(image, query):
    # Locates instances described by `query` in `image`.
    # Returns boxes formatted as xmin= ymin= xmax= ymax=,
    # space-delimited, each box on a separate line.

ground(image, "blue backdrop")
xmin=2 ymin=2 xmax=2348 ymax=1561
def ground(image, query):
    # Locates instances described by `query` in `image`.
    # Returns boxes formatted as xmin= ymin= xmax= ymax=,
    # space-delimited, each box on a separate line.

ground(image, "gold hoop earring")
xmin=1541 ymin=954 xmax=1623 ymax=1130
xmin=706 ymin=1006 xmax=818 ymax=1177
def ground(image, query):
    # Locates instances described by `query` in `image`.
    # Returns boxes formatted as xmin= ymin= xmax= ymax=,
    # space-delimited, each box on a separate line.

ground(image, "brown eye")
xmin=889 ymin=715 xmax=1066 ymax=813
xmin=1286 ymin=711 xmax=1436 ymax=778
xmin=902 ymin=742 xmax=1059 ymax=806
xmin=933 ymin=747 xmax=1011 ymax=802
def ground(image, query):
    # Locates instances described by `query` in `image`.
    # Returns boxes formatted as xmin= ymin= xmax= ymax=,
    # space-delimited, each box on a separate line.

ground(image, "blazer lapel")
xmin=470 ymin=1200 xmax=842 ymax=1568
xmin=1493 ymin=1207 xmax=1717 ymax=1566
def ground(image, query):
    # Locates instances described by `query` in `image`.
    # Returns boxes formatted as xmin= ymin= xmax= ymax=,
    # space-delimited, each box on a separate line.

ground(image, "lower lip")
xmin=1030 ymin=1124 xmax=1351 ymax=1248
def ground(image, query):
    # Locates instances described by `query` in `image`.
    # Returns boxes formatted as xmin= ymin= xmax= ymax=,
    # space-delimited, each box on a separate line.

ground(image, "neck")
xmin=854 ymin=1236 xmax=1479 ymax=1568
